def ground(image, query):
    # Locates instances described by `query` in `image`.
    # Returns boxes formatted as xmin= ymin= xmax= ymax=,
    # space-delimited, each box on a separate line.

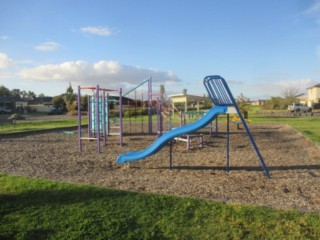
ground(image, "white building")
xmin=307 ymin=84 xmax=320 ymax=107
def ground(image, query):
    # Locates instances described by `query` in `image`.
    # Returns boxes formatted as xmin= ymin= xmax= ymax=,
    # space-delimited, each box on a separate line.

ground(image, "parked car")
xmin=0 ymin=106 xmax=13 ymax=114
xmin=48 ymin=108 xmax=64 ymax=115
xmin=287 ymin=103 xmax=312 ymax=113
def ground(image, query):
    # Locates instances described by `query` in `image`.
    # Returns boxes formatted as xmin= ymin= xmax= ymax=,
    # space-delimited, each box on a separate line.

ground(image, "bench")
xmin=175 ymin=134 xmax=204 ymax=150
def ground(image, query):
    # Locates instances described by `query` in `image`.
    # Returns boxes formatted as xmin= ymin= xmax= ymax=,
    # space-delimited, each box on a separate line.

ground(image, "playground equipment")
xmin=231 ymin=114 xmax=251 ymax=130
xmin=116 ymin=75 xmax=270 ymax=177
xmin=174 ymin=111 xmax=208 ymax=149
xmin=123 ymin=78 xmax=153 ymax=134
xmin=77 ymin=85 xmax=123 ymax=153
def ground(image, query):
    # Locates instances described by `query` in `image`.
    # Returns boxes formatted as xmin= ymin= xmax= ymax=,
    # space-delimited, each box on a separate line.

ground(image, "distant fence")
xmin=255 ymin=110 xmax=319 ymax=117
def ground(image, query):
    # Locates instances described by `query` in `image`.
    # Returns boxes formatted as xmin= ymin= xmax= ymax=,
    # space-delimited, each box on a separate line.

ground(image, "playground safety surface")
xmin=0 ymin=123 xmax=319 ymax=212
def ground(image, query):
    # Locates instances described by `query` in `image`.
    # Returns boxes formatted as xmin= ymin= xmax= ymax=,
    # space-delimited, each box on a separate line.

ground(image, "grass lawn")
xmin=0 ymin=119 xmax=84 ymax=135
xmin=1 ymin=110 xmax=320 ymax=239
xmin=249 ymin=115 xmax=320 ymax=144
xmin=0 ymin=174 xmax=319 ymax=240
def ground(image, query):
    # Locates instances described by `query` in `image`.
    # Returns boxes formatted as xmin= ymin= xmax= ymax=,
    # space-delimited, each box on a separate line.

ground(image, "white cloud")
xmin=271 ymin=79 xmax=316 ymax=92
xmin=80 ymin=26 xmax=114 ymax=36
xmin=248 ymin=78 xmax=317 ymax=99
xmin=305 ymin=0 xmax=320 ymax=15
xmin=34 ymin=41 xmax=61 ymax=52
xmin=18 ymin=60 xmax=181 ymax=90
xmin=0 ymin=52 xmax=14 ymax=69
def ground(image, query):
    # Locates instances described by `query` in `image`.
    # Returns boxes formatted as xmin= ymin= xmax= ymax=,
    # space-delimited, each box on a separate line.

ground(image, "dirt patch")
xmin=0 ymin=123 xmax=319 ymax=212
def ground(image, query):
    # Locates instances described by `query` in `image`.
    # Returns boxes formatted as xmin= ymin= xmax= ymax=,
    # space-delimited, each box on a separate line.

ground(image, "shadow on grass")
xmin=0 ymin=186 xmax=137 ymax=210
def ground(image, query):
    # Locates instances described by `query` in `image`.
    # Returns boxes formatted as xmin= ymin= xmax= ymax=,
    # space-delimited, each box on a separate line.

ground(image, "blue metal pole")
xmin=204 ymin=75 xmax=270 ymax=178
xmin=123 ymin=79 xmax=149 ymax=97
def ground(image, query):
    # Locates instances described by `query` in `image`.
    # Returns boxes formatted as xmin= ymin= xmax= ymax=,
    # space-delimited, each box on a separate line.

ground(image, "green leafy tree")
xmin=0 ymin=85 xmax=11 ymax=97
xmin=27 ymin=91 xmax=36 ymax=99
xmin=10 ymin=89 xmax=21 ymax=99
xmin=65 ymin=83 xmax=76 ymax=112
xmin=20 ymin=90 xmax=28 ymax=99
xmin=236 ymin=93 xmax=250 ymax=111
xmin=265 ymin=97 xmax=284 ymax=110
xmin=52 ymin=95 xmax=66 ymax=109
xmin=80 ymin=95 xmax=88 ymax=111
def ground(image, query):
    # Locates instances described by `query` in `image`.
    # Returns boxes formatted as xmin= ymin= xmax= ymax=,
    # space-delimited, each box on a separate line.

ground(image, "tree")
xmin=264 ymin=97 xmax=284 ymax=110
xmin=159 ymin=84 xmax=165 ymax=101
xmin=0 ymin=85 xmax=11 ymax=97
xmin=65 ymin=83 xmax=76 ymax=112
xmin=282 ymin=87 xmax=298 ymax=107
xmin=80 ymin=95 xmax=88 ymax=111
xmin=236 ymin=93 xmax=250 ymax=110
xmin=10 ymin=89 xmax=21 ymax=99
xmin=20 ymin=90 xmax=28 ymax=99
xmin=38 ymin=93 xmax=46 ymax=98
xmin=183 ymin=88 xmax=187 ymax=95
xmin=236 ymin=93 xmax=251 ymax=118
xmin=52 ymin=95 xmax=66 ymax=109
xmin=27 ymin=91 xmax=36 ymax=99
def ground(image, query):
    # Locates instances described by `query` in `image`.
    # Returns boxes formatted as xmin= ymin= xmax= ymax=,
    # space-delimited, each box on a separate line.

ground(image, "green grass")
xmin=2 ymin=111 xmax=320 ymax=144
xmin=0 ymin=119 xmax=84 ymax=135
xmin=0 ymin=174 xmax=319 ymax=239
xmin=1 ymin=113 xmax=320 ymax=238
xmin=249 ymin=115 xmax=320 ymax=144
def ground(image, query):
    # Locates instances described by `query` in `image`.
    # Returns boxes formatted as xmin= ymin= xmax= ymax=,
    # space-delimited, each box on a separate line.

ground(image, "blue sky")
xmin=1 ymin=0 xmax=320 ymax=100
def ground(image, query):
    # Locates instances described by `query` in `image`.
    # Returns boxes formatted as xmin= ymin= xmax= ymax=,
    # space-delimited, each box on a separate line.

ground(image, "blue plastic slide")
xmin=116 ymin=105 xmax=227 ymax=164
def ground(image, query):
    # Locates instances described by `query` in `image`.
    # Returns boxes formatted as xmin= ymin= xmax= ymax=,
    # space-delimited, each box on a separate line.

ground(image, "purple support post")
xmin=169 ymin=140 xmax=173 ymax=170
xmin=78 ymin=86 xmax=82 ymax=152
xmin=168 ymin=99 xmax=172 ymax=130
xmin=187 ymin=135 xmax=190 ymax=150
xmin=148 ymin=77 xmax=152 ymax=134
xmin=88 ymin=96 xmax=92 ymax=138
xmin=157 ymin=102 xmax=163 ymax=136
xmin=103 ymin=90 xmax=107 ymax=146
xmin=119 ymin=88 xmax=123 ymax=146
xmin=215 ymin=117 xmax=219 ymax=137
xmin=226 ymin=114 xmax=230 ymax=173
xmin=200 ymin=134 xmax=204 ymax=148
xmin=96 ymin=85 xmax=101 ymax=153
xmin=107 ymin=93 xmax=110 ymax=135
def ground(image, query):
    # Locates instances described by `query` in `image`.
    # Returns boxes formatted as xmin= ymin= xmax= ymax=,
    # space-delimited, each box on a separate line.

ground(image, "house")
xmin=307 ymin=83 xmax=320 ymax=107
xmin=168 ymin=93 xmax=211 ymax=112
xmin=296 ymin=94 xmax=308 ymax=105
xmin=250 ymin=100 xmax=265 ymax=106
xmin=0 ymin=96 xmax=15 ymax=109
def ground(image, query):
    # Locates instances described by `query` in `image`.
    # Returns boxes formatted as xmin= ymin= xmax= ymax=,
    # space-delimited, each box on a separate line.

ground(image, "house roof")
xmin=296 ymin=94 xmax=307 ymax=100
xmin=0 ymin=96 xmax=19 ymax=103
xmin=307 ymin=83 xmax=320 ymax=89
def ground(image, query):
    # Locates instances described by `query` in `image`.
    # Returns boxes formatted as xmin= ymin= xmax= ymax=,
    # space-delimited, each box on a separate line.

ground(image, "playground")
xmin=0 ymin=76 xmax=319 ymax=213
xmin=0 ymin=121 xmax=319 ymax=212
